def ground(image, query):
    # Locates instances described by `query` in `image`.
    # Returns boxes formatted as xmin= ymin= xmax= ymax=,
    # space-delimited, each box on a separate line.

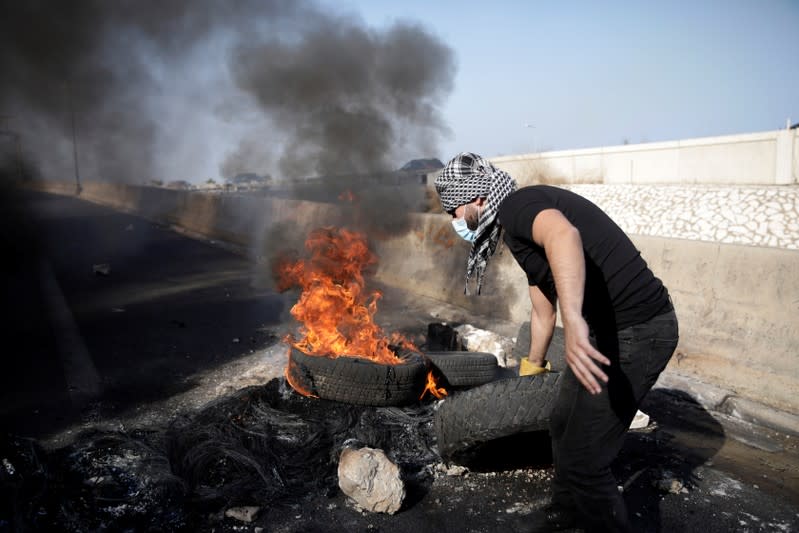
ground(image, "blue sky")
xmin=327 ymin=0 xmax=799 ymax=161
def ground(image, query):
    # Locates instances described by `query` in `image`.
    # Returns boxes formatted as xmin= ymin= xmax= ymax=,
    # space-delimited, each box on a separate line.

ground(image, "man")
xmin=435 ymin=152 xmax=678 ymax=532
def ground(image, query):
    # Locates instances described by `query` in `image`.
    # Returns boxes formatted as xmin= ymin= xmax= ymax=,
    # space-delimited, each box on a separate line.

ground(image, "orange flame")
xmin=283 ymin=349 xmax=318 ymax=398
xmin=419 ymin=370 xmax=448 ymax=400
xmin=338 ymin=190 xmax=357 ymax=203
xmin=276 ymin=227 xmax=417 ymax=370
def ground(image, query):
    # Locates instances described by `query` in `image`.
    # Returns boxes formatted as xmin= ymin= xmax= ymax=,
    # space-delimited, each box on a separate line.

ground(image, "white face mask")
xmin=452 ymin=217 xmax=476 ymax=242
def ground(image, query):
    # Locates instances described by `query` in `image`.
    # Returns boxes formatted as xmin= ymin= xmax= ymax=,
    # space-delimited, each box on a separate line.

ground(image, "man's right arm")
xmin=531 ymin=208 xmax=610 ymax=394
xmin=527 ymin=285 xmax=556 ymax=367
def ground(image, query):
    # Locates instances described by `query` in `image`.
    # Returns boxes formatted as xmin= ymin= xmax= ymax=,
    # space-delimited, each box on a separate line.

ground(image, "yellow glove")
xmin=519 ymin=358 xmax=551 ymax=376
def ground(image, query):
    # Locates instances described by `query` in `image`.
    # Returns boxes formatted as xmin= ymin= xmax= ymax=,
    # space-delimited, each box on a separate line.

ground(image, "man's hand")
xmin=563 ymin=314 xmax=610 ymax=394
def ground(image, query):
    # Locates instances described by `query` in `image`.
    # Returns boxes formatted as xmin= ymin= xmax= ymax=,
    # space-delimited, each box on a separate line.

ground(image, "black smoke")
xmin=0 ymin=0 xmax=455 ymax=184
xmin=230 ymin=18 xmax=453 ymax=178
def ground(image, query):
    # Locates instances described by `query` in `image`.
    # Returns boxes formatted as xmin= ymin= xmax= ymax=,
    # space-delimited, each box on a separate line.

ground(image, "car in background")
xmin=397 ymin=158 xmax=444 ymax=185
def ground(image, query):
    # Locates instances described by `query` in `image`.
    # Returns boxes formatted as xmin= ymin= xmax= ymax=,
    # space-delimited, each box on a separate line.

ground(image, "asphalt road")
xmin=1 ymin=187 xmax=798 ymax=532
xmin=1 ymin=187 xmax=287 ymax=438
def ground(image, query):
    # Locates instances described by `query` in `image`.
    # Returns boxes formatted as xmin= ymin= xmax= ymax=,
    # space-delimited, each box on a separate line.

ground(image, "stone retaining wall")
xmin=567 ymin=184 xmax=799 ymax=249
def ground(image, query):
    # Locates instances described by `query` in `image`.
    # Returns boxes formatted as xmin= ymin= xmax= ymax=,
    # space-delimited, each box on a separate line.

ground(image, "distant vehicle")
xmin=398 ymin=158 xmax=444 ymax=184
xmin=400 ymin=158 xmax=444 ymax=172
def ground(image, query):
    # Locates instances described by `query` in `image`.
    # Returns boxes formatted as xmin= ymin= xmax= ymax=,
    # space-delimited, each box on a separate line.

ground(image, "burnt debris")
xmin=1 ymin=379 xmax=439 ymax=531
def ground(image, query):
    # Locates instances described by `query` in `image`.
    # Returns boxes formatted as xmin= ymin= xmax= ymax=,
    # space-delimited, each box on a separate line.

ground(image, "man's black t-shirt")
xmin=498 ymin=185 xmax=670 ymax=331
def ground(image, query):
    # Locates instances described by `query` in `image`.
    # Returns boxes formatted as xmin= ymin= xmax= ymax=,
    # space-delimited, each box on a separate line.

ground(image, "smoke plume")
xmin=0 ymin=1 xmax=455 ymax=184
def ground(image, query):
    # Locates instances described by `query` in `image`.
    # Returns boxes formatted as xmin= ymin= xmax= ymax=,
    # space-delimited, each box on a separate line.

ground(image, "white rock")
xmin=446 ymin=464 xmax=469 ymax=476
xmin=655 ymin=477 xmax=684 ymax=495
xmin=224 ymin=506 xmax=260 ymax=523
xmin=767 ymin=220 xmax=785 ymax=237
xmin=629 ymin=410 xmax=650 ymax=429
xmin=338 ymin=447 xmax=405 ymax=514
xmin=453 ymin=324 xmax=515 ymax=367
xmin=436 ymin=463 xmax=469 ymax=476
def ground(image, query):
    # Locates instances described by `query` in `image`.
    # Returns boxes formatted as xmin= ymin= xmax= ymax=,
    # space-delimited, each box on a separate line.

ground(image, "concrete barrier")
xmin=631 ymin=236 xmax=799 ymax=413
xmin=30 ymin=180 xmax=799 ymax=416
xmin=490 ymin=128 xmax=798 ymax=185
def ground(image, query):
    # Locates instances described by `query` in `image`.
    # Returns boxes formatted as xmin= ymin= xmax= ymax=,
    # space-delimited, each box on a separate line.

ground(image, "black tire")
xmin=423 ymin=351 xmax=497 ymax=387
xmin=434 ymin=373 xmax=562 ymax=461
xmin=513 ymin=321 xmax=566 ymax=370
xmin=287 ymin=348 xmax=427 ymax=406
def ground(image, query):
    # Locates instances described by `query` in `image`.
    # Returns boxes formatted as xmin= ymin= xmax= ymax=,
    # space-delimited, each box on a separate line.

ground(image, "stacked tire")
xmin=286 ymin=348 xmax=427 ymax=407
xmin=423 ymin=351 xmax=498 ymax=388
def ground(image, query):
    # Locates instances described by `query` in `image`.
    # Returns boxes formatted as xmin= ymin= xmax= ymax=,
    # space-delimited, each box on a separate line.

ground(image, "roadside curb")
xmin=654 ymin=371 xmax=799 ymax=437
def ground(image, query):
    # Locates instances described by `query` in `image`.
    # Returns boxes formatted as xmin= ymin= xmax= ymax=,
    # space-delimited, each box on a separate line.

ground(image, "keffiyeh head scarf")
xmin=434 ymin=152 xmax=517 ymax=295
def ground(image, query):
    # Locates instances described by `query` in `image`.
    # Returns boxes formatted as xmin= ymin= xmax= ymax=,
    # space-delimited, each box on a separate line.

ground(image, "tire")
xmin=513 ymin=321 xmax=566 ymax=370
xmin=287 ymin=348 xmax=427 ymax=406
xmin=434 ymin=372 xmax=562 ymax=461
xmin=423 ymin=351 xmax=497 ymax=387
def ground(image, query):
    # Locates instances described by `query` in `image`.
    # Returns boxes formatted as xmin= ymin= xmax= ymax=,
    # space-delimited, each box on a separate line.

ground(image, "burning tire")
xmin=433 ymin=373 xmax=562 ymax=461
xmin=287 ymin=348 xmax=428 ymax=406
xmin=423 ymin=351 xmax=497 ymax=387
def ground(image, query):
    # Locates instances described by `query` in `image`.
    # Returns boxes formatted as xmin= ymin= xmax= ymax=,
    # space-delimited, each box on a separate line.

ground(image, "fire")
xmin=275 ymin=227 xmax=416 ymax=365
xmin=419 ymin=370 xmax=448 ymax=400
xmin=338 ymin=190 xmax=357 ymax=203
xmin=283 ymin=347 xmax=317 ymax=398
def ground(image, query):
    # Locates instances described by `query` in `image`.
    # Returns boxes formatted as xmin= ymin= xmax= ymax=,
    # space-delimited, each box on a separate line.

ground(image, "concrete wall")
xmin=489 ymin=128 xmax=798 ymax=185
xmin=31 ymin=179 xmax=799 ymax=415
xmin=632 ymin=236 xmax=799 ymax=414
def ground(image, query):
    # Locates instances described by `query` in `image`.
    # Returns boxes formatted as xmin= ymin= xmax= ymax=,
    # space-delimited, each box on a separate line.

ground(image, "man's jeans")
xmin=548 ymin=309 xmax=679 ymax=532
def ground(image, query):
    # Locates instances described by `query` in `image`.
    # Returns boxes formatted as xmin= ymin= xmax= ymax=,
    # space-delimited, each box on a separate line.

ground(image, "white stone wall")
xmin=567 ymin=184 xmax=799 ymax=250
